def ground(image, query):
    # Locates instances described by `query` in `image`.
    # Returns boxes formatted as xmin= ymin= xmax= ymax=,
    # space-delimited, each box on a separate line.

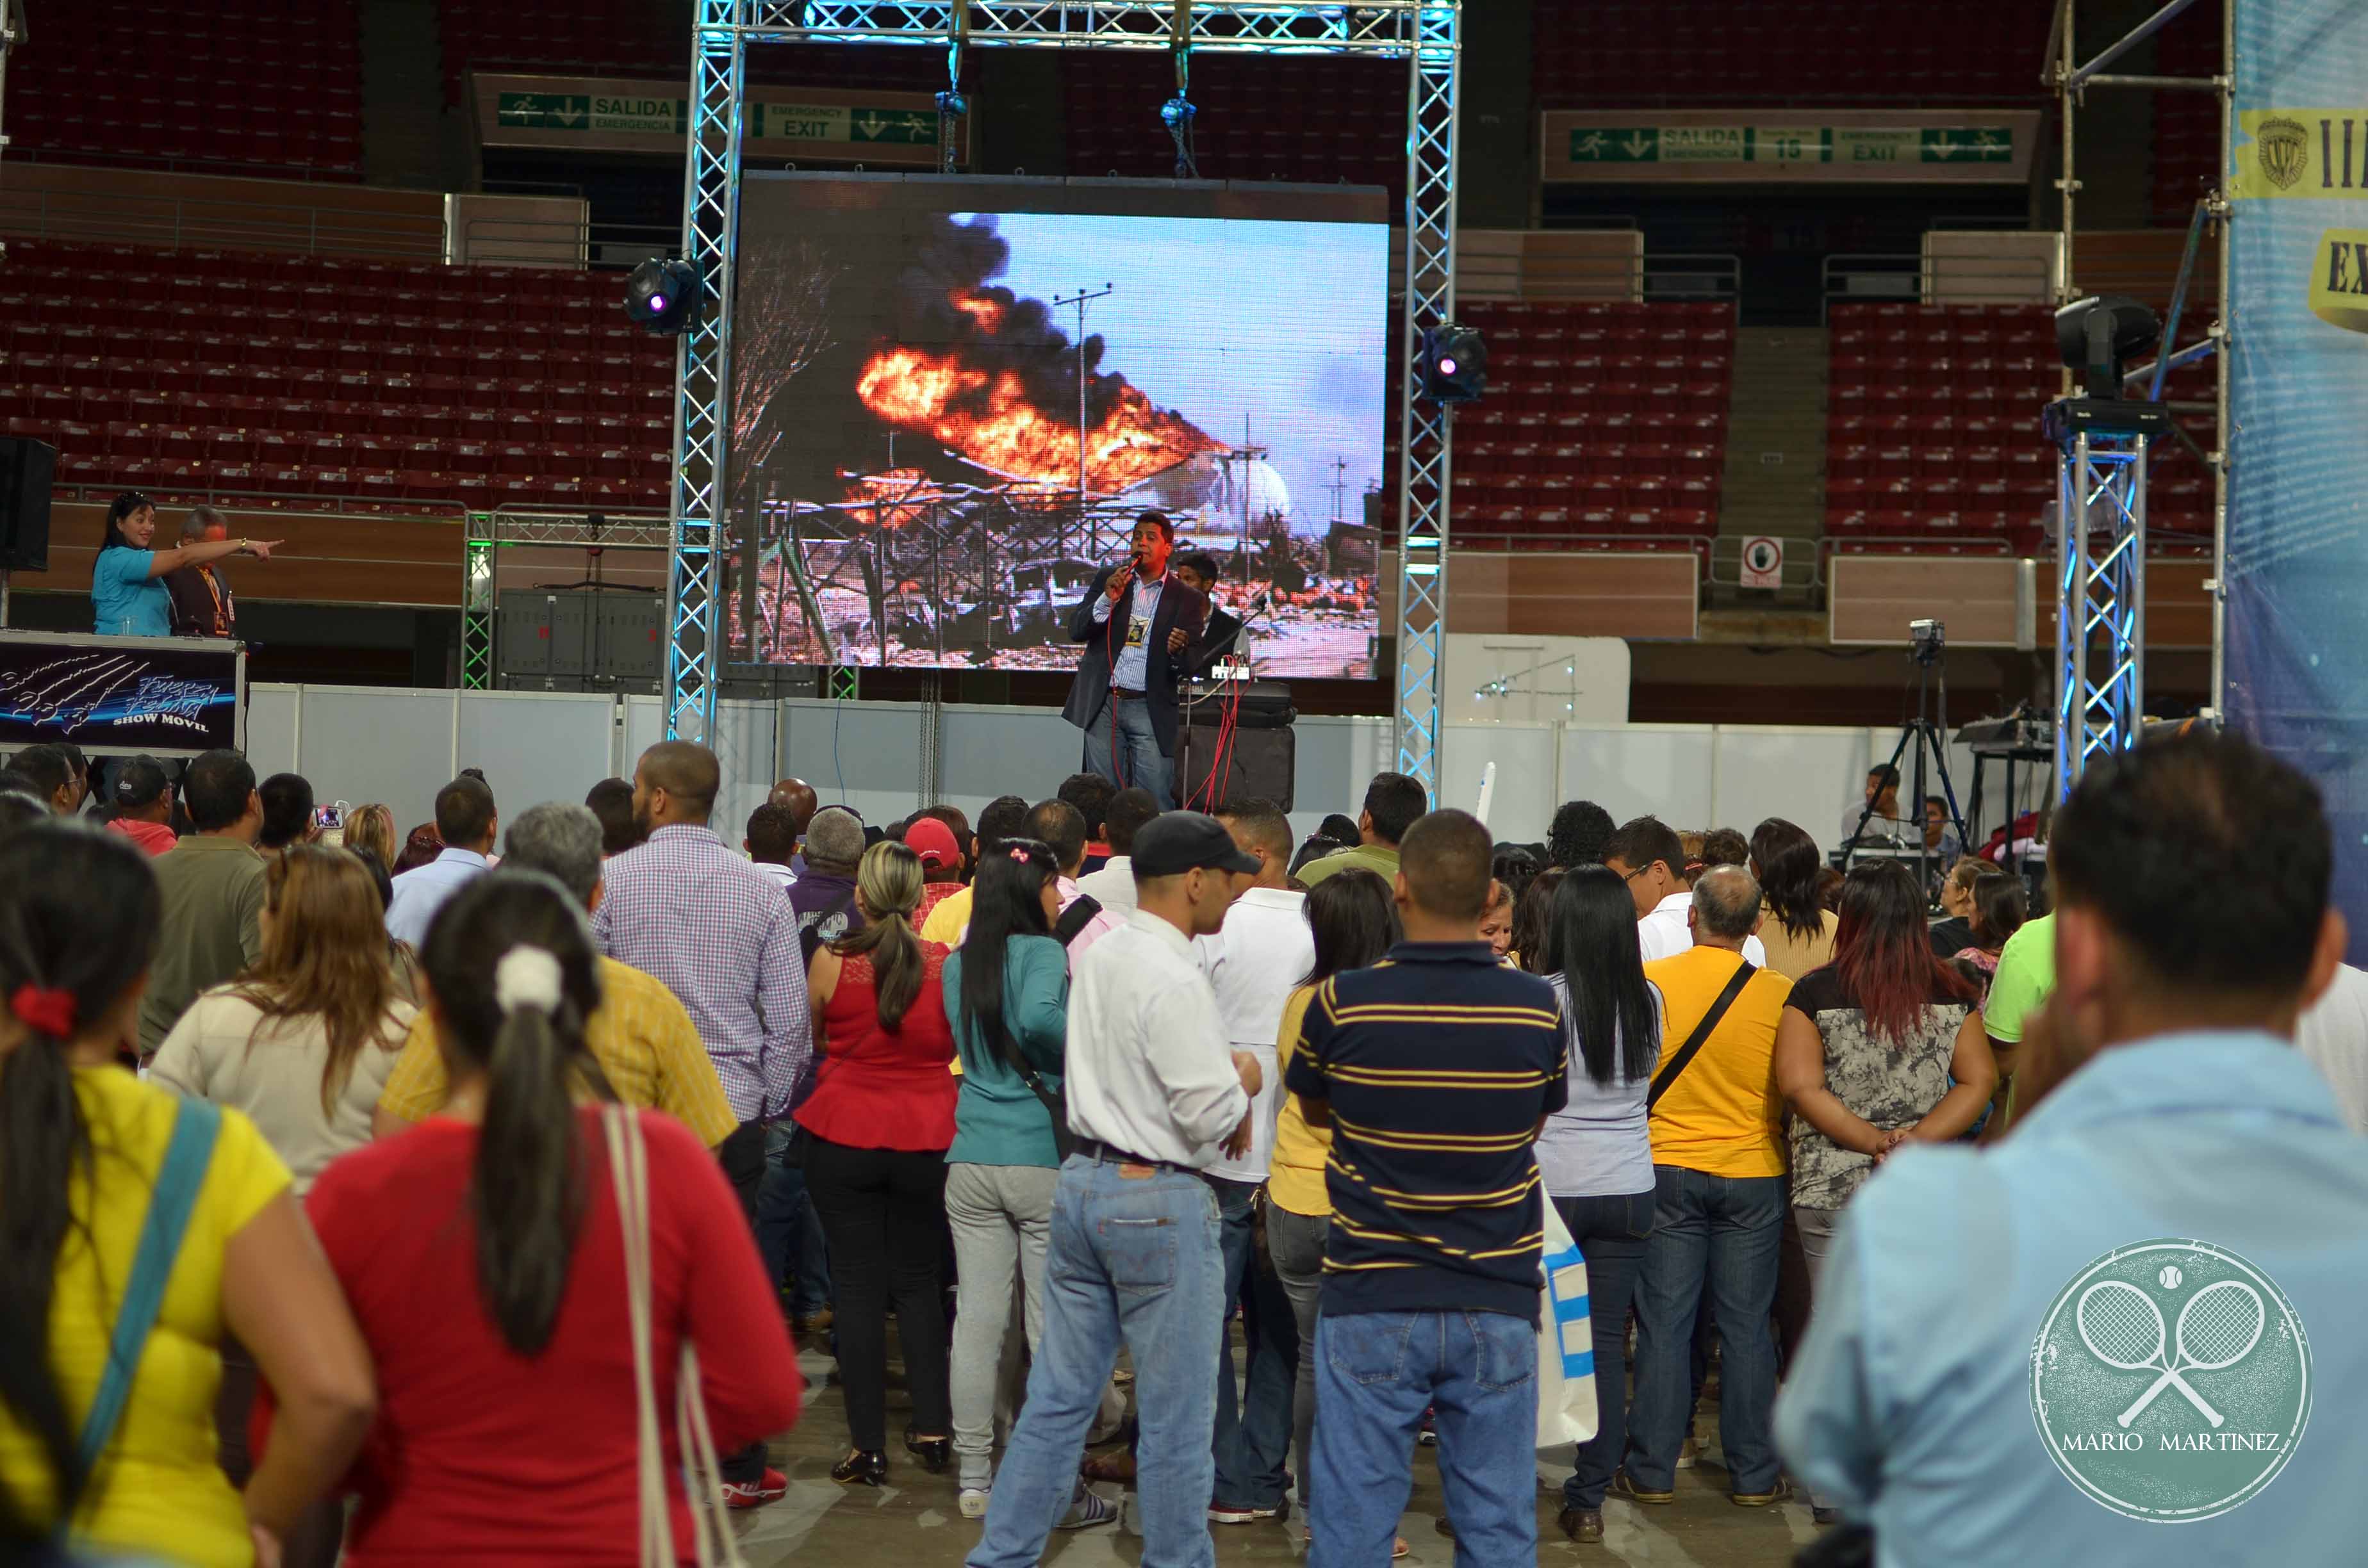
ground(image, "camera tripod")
xmin=1842 ymin=641 xmax=1971 ymax=894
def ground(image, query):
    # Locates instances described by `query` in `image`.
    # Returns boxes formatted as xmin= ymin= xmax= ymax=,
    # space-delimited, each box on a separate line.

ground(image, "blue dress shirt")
xmin=1090 ymin=570 xmax=1165 ymax=692
xmin=383 ymin=847 xmax=491 ymax=949
xmin=1777 ymin=1031 xmax=2368 ymax=1564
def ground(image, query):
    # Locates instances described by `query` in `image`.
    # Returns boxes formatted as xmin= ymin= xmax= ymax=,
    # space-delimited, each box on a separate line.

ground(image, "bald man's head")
xmin=768 ymin=777 xmax=819 ymax=834
xmin=634 ymin=740 xmax=720 ymax=830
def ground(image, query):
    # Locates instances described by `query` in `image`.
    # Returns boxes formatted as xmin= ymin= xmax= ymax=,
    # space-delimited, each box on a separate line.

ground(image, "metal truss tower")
xmin=663 ymin=1 xmax=1461 ymax=800
xmin=2048 ymin=406 xmax=2159 ymax=797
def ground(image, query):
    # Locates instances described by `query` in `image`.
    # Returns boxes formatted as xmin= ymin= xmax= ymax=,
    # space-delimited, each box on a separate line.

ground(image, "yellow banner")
xmin=2230 ymin=109 xmax=2368 ymax=198
xmin=2308 ymin=227 xmax=2368 ymax=331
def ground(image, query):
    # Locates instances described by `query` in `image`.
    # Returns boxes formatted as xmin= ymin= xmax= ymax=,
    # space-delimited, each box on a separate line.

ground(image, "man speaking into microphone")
xmin=1062 ymin=510 xmax=1206 ymax=810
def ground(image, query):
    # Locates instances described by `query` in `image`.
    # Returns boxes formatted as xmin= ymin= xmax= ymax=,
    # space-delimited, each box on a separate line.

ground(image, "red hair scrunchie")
xmin=8 ymin=984 xmax=76 ymax=1038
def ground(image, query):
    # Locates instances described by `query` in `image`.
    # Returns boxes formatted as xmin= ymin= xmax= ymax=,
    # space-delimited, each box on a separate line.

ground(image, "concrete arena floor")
xmin=735 ymin=1333 xmax=1819 ymax=1567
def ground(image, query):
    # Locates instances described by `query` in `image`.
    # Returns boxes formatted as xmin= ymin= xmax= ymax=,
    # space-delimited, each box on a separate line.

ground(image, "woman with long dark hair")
xmin=1776 ymin=860 xmax=1996 ymax=1278
xmin=1264 ymin=867 xmax=1411 ymax=1556
xmin=1750 ymin=817 xmax=1838 ymax=981
xmin=1533 ymin=865 xmax=1664 ymax=1544
xmin=941 ymin=840 xmax=1114 ymax=1524
xmin=89 ymin=491 xmax=278 ymax=639
xmin=1949 ymin=870 xmax=2028 ymax=993
xmin=0 ymin=824 xmax=372 ymax=1565
xmin=796 ymin=840 xmax=959 ymax=1487
xmin=293 ymin=870 xmax=799 ymax=1560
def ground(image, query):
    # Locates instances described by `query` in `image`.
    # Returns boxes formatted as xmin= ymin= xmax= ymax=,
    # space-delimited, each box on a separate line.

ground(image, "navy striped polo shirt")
xmin=1285 ymin=941 xmax=1568 ymax=1324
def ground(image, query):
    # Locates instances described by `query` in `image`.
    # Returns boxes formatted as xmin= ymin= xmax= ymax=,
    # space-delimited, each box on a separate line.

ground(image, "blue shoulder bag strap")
xmin=72 ymin=1097 xmax=222 ymax=1485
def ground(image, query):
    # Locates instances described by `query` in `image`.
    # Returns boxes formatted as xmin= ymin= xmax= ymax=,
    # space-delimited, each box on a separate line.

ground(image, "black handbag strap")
xmin=1053 ymin=894 xmax=1103 ymax=947
xmin=1647 ymin=958 xmax=1759 ymax=1112
xmin=982 ymin=985 xmax=1078 ymax=1161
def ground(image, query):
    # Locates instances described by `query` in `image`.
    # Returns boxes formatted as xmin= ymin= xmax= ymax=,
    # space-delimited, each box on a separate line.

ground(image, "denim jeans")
xmin=1081 ymin=693 xmax=1174 ymax=810
xmin=1263 ymin=1203 xmax=1328 ymax=1514
xmin=756 ymin=1121 xmax=832 ymax=1316
xmin=966 ymin=1156 xmax=1224 ymax=1568
xmin=1209 ymin=1177 xmax=1298 ymax=1512
xmin=1308 ymin=1310 xmax=1539 ymax=1568
xmin=1625 ymin=1165 xmax=1786 ymax=1496
xmin=947 ymin=1161 xmax=1061 ymax=1490
xmin=1552 ymin=1189 xmax=1654 ymax=1510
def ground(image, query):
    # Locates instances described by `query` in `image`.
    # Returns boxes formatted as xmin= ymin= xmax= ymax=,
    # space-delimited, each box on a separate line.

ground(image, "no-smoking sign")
xmin=1741 ymin=535 xmax=1785 ymax=588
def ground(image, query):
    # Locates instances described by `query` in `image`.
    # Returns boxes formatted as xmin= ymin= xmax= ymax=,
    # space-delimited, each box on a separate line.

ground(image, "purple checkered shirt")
xmin=591 ymin=823 xmax=811 ymax=1122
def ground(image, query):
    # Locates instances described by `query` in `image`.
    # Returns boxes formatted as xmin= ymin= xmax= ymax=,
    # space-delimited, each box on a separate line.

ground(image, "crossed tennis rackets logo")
xmin=2075 ymin=1277 xmax=2267 ymax=1430
xmin=2031 ymin=1239 xmax=2312 ymax=1524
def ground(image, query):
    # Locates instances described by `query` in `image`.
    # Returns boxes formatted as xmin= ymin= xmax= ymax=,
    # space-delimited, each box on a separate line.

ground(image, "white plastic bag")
xmin=1536 ymin=1188 xmax=1599 ymax=1448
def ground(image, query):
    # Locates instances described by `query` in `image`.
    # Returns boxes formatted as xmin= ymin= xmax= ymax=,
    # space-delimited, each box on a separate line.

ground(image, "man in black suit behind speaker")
xmin=1170 ymin=551 xmax=1244 ymax=678
xmin=1061 ymin=510 xmax=1206 ymax=810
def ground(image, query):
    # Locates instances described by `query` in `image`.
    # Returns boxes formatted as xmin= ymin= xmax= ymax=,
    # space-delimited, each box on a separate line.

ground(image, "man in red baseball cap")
xmin=903 ymin=815 xmax=967 ymax=932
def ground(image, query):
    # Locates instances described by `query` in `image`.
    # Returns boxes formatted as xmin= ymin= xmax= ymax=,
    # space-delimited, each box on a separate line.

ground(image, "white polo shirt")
xmin=1065 ymin=907 xmax=1250 ymax=1168
xmin=1638 ymin=890 xmax=1768 ymax=968
xmin=1194 ymin=885 xmax=1314 ymax=1184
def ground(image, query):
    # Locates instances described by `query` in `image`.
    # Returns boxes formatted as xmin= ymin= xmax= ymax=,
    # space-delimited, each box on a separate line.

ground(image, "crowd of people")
xmin=4 ymin=726 xmax=2368 ymax=1567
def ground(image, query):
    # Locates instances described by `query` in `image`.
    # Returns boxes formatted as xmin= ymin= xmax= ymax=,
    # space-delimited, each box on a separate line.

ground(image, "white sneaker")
xmin=958 ymin=1487 xmax=991 ymax=1519
xmin=1058 ymin=1490 xmax=1120 ymax=1530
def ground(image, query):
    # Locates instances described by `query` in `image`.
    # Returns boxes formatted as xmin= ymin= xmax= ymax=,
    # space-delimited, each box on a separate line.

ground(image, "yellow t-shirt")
xmin=1267 ymin=985 xmax=1335 ymax=1216
xmin=920 ymin=884 xmax=976 ymax=948
xmin=376 ymin=955 xmax=739 ymax=1148
xmin=0 ymin=1066 xmax=290 ymax=1566
xmin=1641 ymin=945 xmax=1794 ymax=1179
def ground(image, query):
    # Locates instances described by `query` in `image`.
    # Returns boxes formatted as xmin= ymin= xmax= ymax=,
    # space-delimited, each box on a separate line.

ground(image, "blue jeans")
xmin=1081 ymin=692 xmax=1174 ymax=810
xmin=756 ymin=1122 xmax=832 ymax=1316
xmin=1309 ymin=1310 xmax=1539 ymax=1568
xmin=966 ymin=1156 xmax=1224 ymax=1568
xmin=1210 ymin=1177 xmax=1298 ymax=1512
xmin=1553 ymin=1189 xmax=1654 ymax=1510
xmin=1625 ymin=1166 xmax=1785 ymax=1496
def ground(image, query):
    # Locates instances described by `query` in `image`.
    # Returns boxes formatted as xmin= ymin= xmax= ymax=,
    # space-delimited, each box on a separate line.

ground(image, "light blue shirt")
xmin=1777 ymin=1031 xmax=2368 ymax=1565
xmin=1091 ymin=570 xmax=1165 ymax=692
xmin=384 ymin=847 xmax=491 ymax=948
xmin=1534 ymin=972 xmax=1659 ymax=1198
xmin=91 ymin=545 xmax=173 ymax=637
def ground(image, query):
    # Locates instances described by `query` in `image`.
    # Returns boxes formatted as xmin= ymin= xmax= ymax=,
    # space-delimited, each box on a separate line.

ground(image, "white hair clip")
xmin=494 ymin=945 xmax=564 ymax=1015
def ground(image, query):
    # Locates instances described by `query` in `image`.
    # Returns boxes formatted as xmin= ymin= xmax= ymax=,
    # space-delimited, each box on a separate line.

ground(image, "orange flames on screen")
xmin=854 ymin=295 xmax=1226 ymax=494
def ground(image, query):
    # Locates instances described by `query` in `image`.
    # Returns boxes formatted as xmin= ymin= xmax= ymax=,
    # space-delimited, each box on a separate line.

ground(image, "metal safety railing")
xmin=0 ymin=186 xmax=443 ymax=260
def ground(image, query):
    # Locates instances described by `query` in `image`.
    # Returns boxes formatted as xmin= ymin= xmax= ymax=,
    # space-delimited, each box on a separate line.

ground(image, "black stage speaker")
xmin=1177 ymin=681 xmax=1297 ymax=810
xmin=0 ymin=438 xmax=56 ymax=571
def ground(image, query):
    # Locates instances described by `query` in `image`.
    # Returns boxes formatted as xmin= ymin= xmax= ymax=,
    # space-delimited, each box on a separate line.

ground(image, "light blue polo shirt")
xmin=91 ymin=544 xmax=172 ymax=637
xmin=1777 ymin=1031 xmax=2368 ymax=1564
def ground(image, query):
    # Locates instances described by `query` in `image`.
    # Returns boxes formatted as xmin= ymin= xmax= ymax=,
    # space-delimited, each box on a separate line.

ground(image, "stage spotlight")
xmin=1418 ymin=323 xmax=1487 ymax=402
xmin=624 ymin=257 xmax=701 ymax=336
xmin=2054 ymin=295 xmax=2160 ymax=400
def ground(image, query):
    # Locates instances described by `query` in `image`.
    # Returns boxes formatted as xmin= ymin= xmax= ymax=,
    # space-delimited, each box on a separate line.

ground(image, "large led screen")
xmin=727 ymin=175 xmax=1390 ymax=678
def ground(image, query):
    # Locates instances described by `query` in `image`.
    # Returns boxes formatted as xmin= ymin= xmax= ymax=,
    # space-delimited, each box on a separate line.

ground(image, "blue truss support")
xmin=2053 ymin=428 xmax=2147 ymax=799
xmin=666 ymin=1 xmax=1459 ymax=772
xmin=666 ymin=5 xmax=746 ymax=742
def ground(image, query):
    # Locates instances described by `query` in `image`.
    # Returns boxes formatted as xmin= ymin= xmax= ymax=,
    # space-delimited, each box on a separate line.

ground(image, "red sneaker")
xmin=723 ymin=1467 xmax=789 ymax=1510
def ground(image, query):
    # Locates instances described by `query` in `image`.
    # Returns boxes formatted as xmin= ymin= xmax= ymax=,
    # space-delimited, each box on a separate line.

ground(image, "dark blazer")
xmin=163 ymin=562 xmax=235 ymax=638
xmin=1184 ymin=605 xmax=1244 ymax=678
xmin=1060 ymin=565 xmax=1208 ymax=758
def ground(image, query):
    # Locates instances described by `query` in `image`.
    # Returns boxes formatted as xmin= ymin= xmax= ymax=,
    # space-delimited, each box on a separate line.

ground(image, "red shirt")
xmin=796 ymin=944 xmax=958 ymax=1151
xmin=300 ymin=1108 xmax=800 ymax=1565
xmin=104 ymin=817 xmax=177 ymax=856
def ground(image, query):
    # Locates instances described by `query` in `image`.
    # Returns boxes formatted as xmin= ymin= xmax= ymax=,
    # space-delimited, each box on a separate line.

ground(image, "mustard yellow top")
xmin=0 ymin=1066 xmax=290 ymax=1566
xmin=1267 ymin=984 xmax=1335 ymax=1216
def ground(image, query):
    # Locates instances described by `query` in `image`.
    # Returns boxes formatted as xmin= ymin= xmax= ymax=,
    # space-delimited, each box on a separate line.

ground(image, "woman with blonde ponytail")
xmin=796 ymin=840 xmax=960 ymax=1487
xmin=289 ymin=870 xmax=801 ymax=1563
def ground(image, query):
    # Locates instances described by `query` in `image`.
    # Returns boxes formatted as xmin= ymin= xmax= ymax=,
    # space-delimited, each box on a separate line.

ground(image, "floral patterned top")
xmin=1783 ymin=965 xmax=1973 ymax=1211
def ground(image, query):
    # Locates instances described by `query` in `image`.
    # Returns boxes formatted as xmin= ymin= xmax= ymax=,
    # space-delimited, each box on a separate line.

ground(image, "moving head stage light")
xmin=2055 ymin=295 xmax=2161 ymax=400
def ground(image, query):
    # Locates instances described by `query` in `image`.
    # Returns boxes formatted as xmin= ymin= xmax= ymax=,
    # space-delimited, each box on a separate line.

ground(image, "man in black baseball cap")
xmin=1130 ymin=808 xmax=1263 ymax=886
xmin=965 ymin=806 xmax=1265 ymax=1565
xmin=104 ymin=755 xmax=179 ymax=858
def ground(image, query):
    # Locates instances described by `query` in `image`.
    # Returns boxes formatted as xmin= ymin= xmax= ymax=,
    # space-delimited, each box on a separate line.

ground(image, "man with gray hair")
xmin=372 ymin=801 xmax=738 ymax=1153
xmin=165 ymin=504 xmax=238 ymax=637
xmin=1620 ymin=863 xmax=1798 ymax=1510
xmin=789 ymin=805 xmax=867 ymax=965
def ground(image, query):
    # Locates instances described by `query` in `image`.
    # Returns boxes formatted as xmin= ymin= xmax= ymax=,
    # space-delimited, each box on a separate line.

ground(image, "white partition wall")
xmin=239 ymin=683 xmax=2002 ymax=859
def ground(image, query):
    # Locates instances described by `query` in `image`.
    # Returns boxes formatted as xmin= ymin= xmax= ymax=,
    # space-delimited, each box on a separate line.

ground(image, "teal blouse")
xmin=943 ymin=935 xmax=1070 ymax=1168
